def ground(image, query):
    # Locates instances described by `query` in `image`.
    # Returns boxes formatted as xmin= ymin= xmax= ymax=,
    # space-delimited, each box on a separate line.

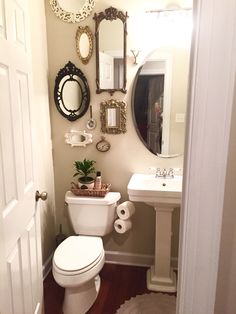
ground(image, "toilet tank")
xmin=65 ymin=191 xmax=121 ymax=236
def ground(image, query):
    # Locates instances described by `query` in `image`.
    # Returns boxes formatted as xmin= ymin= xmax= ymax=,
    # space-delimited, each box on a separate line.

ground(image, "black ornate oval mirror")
xmin=54 ymin=61 xmax=90 ymax=121
xmin=93 ymin=7 xmax=128 ymax=95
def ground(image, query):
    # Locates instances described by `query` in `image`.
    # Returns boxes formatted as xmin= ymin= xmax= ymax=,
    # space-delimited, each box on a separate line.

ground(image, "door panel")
xmin=0 ymin=0 xmax=6 ymax=40
xmin=0 ymin=65 xmax=17 ymax=204
xmin=0 ymin=0 xmax=43 ymax=313
xmin=16 ymin=71 xmax=33 ymax=186
xmin=7 ymin=243 xmax=25 ymax=314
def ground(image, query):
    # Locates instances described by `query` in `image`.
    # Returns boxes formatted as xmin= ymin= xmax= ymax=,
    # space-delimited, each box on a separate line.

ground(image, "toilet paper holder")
xmin=114 ymin=201 xmax=135 ymax=234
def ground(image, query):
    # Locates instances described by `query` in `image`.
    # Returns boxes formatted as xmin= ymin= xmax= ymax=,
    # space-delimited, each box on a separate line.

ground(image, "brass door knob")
xmin=35 ymin=191 xmax=48 ymax=202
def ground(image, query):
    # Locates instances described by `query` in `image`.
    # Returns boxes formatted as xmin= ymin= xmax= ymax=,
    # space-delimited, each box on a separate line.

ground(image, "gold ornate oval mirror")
xmin=100 ymin=99 xmax=127 ymax=134
xmin=49 ymin=0 xmax=96 ymax=23
xmin=93 ymin=7 xmax=128 ymax=95
xmin=76 ymin=26 xmax=93 ymax=64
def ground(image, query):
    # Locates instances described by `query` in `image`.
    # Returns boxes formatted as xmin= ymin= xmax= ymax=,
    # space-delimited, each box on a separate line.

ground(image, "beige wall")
xmin=29 ymin=0 xmax=56 ymax=264
xmin=45 ymin=0 xmax=191 ymax=259
xmin=169 ymin=47 xmax=190 ymax=155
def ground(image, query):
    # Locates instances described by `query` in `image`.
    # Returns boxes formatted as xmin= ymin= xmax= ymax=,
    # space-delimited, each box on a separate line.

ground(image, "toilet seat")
xmin=53 ymin=236 xmax=104 ymax=276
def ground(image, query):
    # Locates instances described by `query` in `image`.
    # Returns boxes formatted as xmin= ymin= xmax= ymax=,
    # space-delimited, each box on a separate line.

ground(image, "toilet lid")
xmin=54 ymin=236 xmax=103 ymax=272
xmin=65 ymin=191 xmax=121 ymax=205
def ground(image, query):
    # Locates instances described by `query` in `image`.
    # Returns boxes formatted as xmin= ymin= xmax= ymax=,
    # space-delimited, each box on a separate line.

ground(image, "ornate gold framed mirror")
xmin=76 ymin=26 xmax=93 ymax=65
xmin=93 ymin=7 xmax=128 ymax=95
xmin=49 ymin=0 xmax=96 ymax=23
xmin=100 ymin=99 xmax=126 ymax=134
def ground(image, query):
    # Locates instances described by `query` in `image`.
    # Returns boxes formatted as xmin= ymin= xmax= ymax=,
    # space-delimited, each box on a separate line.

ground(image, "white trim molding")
xmin=105 ymin=250 xmax=178 ymax=270
xmin=43 ymin=253 xmax=53 ymax=280
xmin=42 ymin=250 xmax=178 ymax=281
xmin=177 ymin=0 xmax=236 ymax=313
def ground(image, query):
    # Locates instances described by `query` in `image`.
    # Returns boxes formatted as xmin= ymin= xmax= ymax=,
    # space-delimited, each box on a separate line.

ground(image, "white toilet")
xmin=52 ymin=191 xmax=121 ymax=314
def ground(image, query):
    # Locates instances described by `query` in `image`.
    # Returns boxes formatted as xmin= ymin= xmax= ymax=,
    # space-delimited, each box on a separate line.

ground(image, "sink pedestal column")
xmin=147 ymin=205 xmax=176 ymax=292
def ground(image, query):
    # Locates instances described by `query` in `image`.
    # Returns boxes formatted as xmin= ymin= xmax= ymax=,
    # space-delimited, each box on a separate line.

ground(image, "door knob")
xmin=35 ymin=190 xmax=48 ymax=202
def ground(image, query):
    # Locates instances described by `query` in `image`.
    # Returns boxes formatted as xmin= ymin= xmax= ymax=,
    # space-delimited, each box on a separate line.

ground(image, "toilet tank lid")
xmin=65 ymin=191 xmax=121 ymax=205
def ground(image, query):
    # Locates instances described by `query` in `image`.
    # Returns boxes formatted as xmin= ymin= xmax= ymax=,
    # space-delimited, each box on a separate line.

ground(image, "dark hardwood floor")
xmin=44 ymin=263 xmax=151 ymax=314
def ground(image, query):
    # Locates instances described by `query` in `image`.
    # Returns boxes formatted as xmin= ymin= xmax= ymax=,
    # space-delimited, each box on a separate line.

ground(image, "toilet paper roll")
xmin=114 ymin=219 xmax=132 ymax=234
xmin=116 ymin=201 xmax=135 ymax=220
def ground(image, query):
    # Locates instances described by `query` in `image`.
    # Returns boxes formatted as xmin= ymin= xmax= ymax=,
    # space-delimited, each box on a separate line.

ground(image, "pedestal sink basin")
xmin=128 ymin=173 xmax=182 ymax=205
xmin=127 ymin=173 xmax=183 ymax=293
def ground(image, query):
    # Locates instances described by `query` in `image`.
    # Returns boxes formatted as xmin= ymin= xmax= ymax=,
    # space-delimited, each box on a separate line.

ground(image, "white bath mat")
xmin=116 ymin=293 xmax=176 ymax=314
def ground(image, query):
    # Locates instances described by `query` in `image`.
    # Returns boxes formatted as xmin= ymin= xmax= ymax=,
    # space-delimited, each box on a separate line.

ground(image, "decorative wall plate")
xmin=49 ymin=0 xmax=96 ymax=23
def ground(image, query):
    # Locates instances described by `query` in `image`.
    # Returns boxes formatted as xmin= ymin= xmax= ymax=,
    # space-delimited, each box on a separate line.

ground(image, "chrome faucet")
xmin=155 ymin=168 xmax=174 ymax=178
xmin=162 ymin=168 xmax=167 ymax=177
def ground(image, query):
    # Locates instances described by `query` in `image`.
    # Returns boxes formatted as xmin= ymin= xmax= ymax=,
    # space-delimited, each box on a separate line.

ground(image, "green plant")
xmin=73 ymin=158 xmax=96 ymax=179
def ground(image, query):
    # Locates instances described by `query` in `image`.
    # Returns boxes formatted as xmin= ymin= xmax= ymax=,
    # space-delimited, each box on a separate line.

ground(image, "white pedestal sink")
xmin=128 ymin=173 xmax=182 ymax=292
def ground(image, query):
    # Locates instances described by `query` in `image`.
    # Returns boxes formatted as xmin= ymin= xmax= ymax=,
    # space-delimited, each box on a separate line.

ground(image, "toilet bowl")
xmin=52 ymin=191 xmax=121 ymax=314
xmin=53 ymin=236 xmax=105 ymax=314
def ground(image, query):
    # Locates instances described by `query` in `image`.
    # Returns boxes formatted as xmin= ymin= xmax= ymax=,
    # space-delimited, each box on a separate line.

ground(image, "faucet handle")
xmin=168 ymin=168 xmax=174 ymax=177
xmin=155 ymin=168 xmax=161 ymax=177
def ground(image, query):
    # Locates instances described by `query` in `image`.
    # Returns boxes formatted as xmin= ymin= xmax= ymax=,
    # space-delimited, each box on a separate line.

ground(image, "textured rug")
xmin=116 ymin=293 xmax=176 ymax=314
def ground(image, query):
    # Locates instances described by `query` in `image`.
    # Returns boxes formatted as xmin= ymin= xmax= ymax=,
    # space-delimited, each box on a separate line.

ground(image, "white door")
xmin=0 ymin=0 xmax=43 ymax=313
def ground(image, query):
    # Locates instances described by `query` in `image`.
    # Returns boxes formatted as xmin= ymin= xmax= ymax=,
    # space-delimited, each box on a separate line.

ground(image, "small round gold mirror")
xmin=76 ymin=26 xmax=93 ymax=65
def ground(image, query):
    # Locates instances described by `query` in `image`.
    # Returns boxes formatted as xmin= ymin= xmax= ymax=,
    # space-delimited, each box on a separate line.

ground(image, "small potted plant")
xmin=73 ymin=158 xmax=96 ymax=189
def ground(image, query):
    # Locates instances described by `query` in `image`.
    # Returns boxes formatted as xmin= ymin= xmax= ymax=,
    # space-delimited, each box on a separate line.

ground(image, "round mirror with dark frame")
xmin=54 ymin=61 xmax=90 ymax=121
xmin=93 ymin=7 xmax=128 ymax=95
xmin=132 ymin=47 xmax=191 ymax=157
xmin=131 ymin=7 xmax=192 ymax=158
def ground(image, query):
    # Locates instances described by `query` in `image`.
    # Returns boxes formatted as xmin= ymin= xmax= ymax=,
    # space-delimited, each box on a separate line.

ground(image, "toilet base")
xmin=63 ymin=275 xmax=101 ymax=314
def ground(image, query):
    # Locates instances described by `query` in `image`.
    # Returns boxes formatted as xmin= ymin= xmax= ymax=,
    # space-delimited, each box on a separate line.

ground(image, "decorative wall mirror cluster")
xmin=93 ymin=7 xmax=128 ymax=95
xmin=54 ymin=61 xmax=90 ymax=121
xmin=100 ymin=99 xmax=127 ymax=134
xmin=49 ymin=0 xmax=96 ymax=23
xmin=76 ymin=26 xmax=93 ymax=64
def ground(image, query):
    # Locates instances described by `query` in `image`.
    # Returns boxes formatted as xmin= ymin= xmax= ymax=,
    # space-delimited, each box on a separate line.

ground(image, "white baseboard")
xmin=42 ymin=250 xmax=178 ymax=279
xmin=105 ymin=250 xmax=178 ymax=270
xmin=43 ymin=252 xmax=53 ymax=280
